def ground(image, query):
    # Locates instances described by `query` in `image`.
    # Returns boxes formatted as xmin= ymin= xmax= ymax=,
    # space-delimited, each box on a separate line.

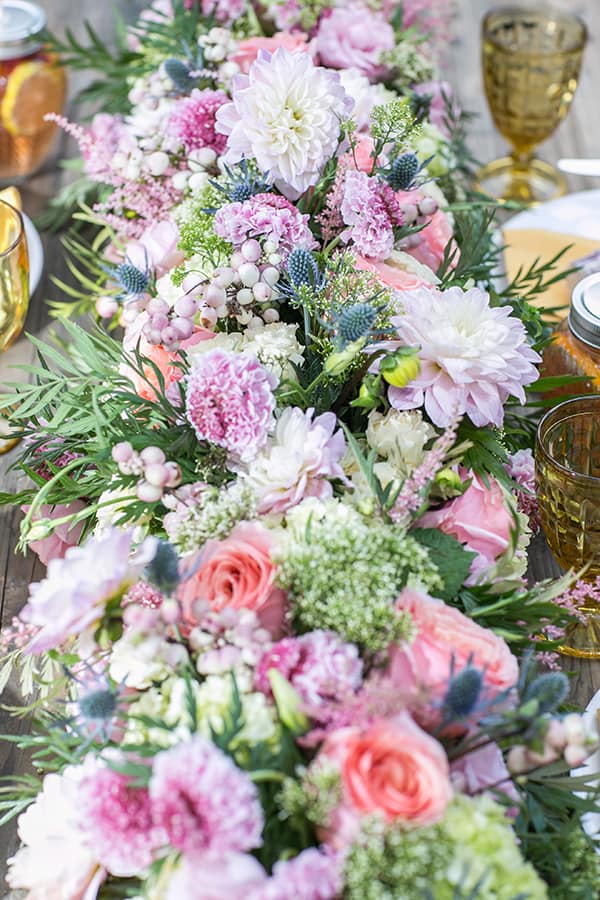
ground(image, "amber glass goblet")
xmin=0 ymin=197 xmax=29 ymax=453
xmin=474 ymin=6 xmax=587 ymax=205
xmin=536 ymin=396 xmax=600 ymax=657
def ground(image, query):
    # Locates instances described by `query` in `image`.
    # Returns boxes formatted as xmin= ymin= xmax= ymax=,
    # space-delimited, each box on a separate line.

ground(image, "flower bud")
xmin=435 ymin=467 xmax=464 ymax=493
xmin=324 ymin=338 xmax=366 ymax=377
xmin=380 ymin=347 xmax=421 ymax=388
xmin=24 ymin=518 xmax=55 ymax=543
xmin=268 ymin=669 xmax=309 ymax=735
xmin=351 ymin=374 xmax=383 ymax=410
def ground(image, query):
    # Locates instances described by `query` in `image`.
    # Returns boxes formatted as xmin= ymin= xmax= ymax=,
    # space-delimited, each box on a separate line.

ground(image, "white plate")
xmin=573 ymin=688 xmax=600 ymax=847
xmin=23 ymin=212 xmax=43 ymax=296
xmin=504 ymin=189 xmax=600 ymax=241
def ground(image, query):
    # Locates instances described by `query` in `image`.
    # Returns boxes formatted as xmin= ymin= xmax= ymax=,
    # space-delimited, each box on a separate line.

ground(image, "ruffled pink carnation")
xmin=316 ymin=5 xmax=394 ymax=80
xmin=250 ymin=847 xmax=342 ymax=900
xmin=79 ymin=761 xmax=163 ymax=876
xmin=255 ymin=631 xmax=363 ymax=709
xmin=185 ymin=349 xmax=277 ymax=463
xmin=150 ymin=735 xmax=264 ymax=855
xmin=232 ymin=32 xmax=314 ymax=74
xmin=213 ymin=193 xmax=317 ymax=258
xmin=380 ymin=285 xmax=541 ymax=427
xmin=167 ymin=88 xmax=229 ymax=154
xmin=341 ymin=170 xmax=404 ymax=260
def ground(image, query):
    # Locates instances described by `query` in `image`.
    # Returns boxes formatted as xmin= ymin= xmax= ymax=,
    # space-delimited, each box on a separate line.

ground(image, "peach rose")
xmin=396 ymin=189 xmax=454 ymax=272
xmin=232 ymin=33 xmax=314 ymax=74
xmin=179 ymin=522 xmax=286 ymax=636
xmin=354 ymin=252 xmax=436 ymax=293
xmin=389 ymin=588 xmax=519 ymax=706
xmin=319 ymin=713 xmax=452 ymax=845
xmin=418 ymin=472 xmax=513 ymax=567
xmin=348 ymin=134 xmax=377 ymax=173
xmin=122 ymin=328 xmax=215 ymax=403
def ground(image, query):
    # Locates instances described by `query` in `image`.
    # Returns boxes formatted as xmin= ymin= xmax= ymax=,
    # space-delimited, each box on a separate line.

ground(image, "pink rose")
xmin=395 ymin=189 xmax=454 ymax=271
xmin=347 ymin=135 xmax=376 ymax=172
xmin=418 ymin=472 xmax=513 ymax=567
xmin=354 ymin=252 xmax=436 ymax=292
xmin=318 ymin=712 xmax=452 ymax=846
xmin=232 ymin=33 xmax=314 ymax=75
xmin=121 ymin=328 xmax=215 ymax=403
xmin=25 ymin=501 xmax=86 ymax=566
xmin=389 ymin=588 xmax=518 ymax=708
xmin=125 ymin=221 xmax=185 ymax=279
xmin=179 ymin=523 xmax=286 ymax=637
xmin=316 ymin=5 xmax=394 ymax=81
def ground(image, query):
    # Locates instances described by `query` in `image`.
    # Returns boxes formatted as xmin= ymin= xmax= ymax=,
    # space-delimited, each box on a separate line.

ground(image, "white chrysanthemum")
xmin=7 ymin=764 xmax=104 ymax=898
xmin=216 ymin=48 xmax=354 ymax=197
xmin=383 ymin=286 xmax=541 ymax=427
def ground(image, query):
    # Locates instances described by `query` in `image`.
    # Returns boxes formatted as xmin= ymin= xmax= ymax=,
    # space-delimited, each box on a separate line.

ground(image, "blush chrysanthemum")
xmin=185 ymin=349 xmax=277 ymax=463
xmin=149 ymin=735 xmax=264 ymax=855
xmin=377 ymin=285 xmax=541 ymax=427
xmin=216 ymin=48 xmax=354 ymax=198
xmin=167 ymin=88 xmax=229 ymax=155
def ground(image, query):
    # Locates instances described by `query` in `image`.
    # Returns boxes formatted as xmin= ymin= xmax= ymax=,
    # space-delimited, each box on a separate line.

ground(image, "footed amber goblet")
xmin=474 ymin=6 xmax=587 ymax=205
xmin=536 ymin=396 xmax=600 ymax=658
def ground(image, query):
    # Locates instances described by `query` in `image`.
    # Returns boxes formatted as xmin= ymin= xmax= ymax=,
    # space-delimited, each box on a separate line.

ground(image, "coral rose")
xmin=179 ymin=522 xmax=286 ymax=637
xmin=389 ymin=588 xmax=519 ymax=706
xmin=122 ymin=328 xmax=215 ymax=403
xmin=354 ymin=251 xmax=438 ymax=293
xmin=232 ymin=32 xmax=314 ymax=74
xmin=418 ymin=472 xmax=513 ymax=567
xmin=319 ymin=712 xmax=452 ymax=846
xmin=396 ymin=189 xmax=454 ymax=271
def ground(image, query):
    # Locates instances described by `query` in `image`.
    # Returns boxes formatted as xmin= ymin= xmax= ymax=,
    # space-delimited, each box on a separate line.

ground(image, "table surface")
xmin=1 ymin=0 xmax=600 ymax=879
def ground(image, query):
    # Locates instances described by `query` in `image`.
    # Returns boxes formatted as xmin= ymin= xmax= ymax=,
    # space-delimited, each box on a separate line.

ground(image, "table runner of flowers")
xmin=1 ymin=1 xmax=599 ymax=897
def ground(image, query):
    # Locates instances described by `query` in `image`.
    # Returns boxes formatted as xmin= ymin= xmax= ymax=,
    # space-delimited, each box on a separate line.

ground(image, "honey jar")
xmin=541 ymin=272 xmax=600 ymax=395
xmin=0 ymin=1 xmax=67 ymax=182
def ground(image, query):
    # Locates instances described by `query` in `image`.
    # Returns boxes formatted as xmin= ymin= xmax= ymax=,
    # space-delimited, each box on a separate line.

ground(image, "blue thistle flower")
xmin=145 ymin=540 xmax=180 ymax=594
xmin=523 ymin=671 xmax=569 ymax=715
xmin=386 ymin=152 xmax=420 ymax=191
xmin=337 ymin=303 xmax=378 ymax=347
xmin=211 ymin=160 xmax=271 ymax=204
xmin=164 ymin=57 xmax=195 ymax=92
xmin=286 ymin=249 xmax=326 ymax=290
xmin=443 ymin=666 xmax=483 ymax=718
xmin=115 ymin=262 xmax=149 ymax=296
xmin=78 ymin=686 xmax=119 ymax=723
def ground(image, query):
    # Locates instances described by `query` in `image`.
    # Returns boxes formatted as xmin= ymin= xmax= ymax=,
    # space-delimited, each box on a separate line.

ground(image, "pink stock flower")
xmin=319 ymin=712 xmax=452 ymax=846
xmin=242 ymin=407 xmax=347 ymax=515
xmin=166 ymin=88 xmax=229 ymax=155
xmin=125 ymin=220 xmax=184 ymax=278
xmin=419 ymin=472 xmax=513 ymax=567
xmin=382 ymin=285 xmax=541 ymax=427
xmin=341 ymin=169 xmax=404 ymax=260
xmin=79 ymin=759 xmax=163 ymax=876
xmin=250 ymin=847 xmax=342 ymax=900
xmin=166 ymin=852 xmax=267 ymax=900
xmin=232 ymin=32 xmax=314 ymax=74
xmin=25 ymin=500 xmax=86 ymax=566
xmin=185 ymin=349 xmax=277 ymax=463
xmin=216 ymin=48 xmax=353 ymax=198
xmin=179 ymin=522 xmax=287 ymax=637
xmin=20 ymin=528 xmax=157 ymax=654
xmin=213 ymin=193 xmax=317 ymax=258
xmin=316 ymin=5 xmax=394 ymax=80
xmin=255 ymin=631 xmax=363 ymax=709
xmin=150 ymin=735 xmax=264 ymax=855
xmin=389 ymin=588 xmax=519 ymax=708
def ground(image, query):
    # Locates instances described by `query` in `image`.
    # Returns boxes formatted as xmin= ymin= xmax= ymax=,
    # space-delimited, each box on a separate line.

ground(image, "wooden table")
xmin=1 ymin=0 xmax=600 ymax=881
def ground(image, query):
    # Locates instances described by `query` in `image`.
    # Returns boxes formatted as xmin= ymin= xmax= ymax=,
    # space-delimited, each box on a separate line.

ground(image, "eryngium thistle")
xmin=145 ymin=540 xmax=180 ymax=594
xmin=164 ymin=57 xmax=195 ymax=93
xmin=287 ymin=248 xmax=324 ymax=290
xmin=115 ymin=262 xmax=149 ymax=296
xmin=386 ymin=152 xmax=420 ymax=191
xmin=523 ymin=671 xmax=569 ymax=715
xmin=443 ymin=666 xmax=483 ymax=718
xmin=337 ymin=303 xmax=378 ymax=347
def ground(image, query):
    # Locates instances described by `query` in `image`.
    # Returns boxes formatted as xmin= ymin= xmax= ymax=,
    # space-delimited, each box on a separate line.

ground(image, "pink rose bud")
xmin=140 ymin=446 xmax=166 ymax=466
xmin=137 ymin=481 xmax=164 ymax=503
xmin=112 ymin=441 xmax=134 ymax=464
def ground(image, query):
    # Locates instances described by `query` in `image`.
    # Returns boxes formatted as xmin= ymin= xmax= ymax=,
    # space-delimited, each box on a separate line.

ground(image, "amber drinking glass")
xmin=536 ymin=396 xmax=600 ymax=657
xmin=474 ymin=6 xmax=587 ymax=205
xmin=0 ymin=197 xmax=28 ymax=453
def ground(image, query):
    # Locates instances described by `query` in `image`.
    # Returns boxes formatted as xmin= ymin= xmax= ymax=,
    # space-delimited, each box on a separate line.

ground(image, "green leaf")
xmin=411 ymin=528 xmax=476 ymax=600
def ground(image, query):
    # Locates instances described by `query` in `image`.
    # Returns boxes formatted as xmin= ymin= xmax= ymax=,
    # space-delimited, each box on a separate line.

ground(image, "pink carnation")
xmin=167 ymin=88 xmax=229 ymax=154
xmin=150 ymin=735 xmax=263 ymax=855
xmin=381 ymin=285 xmax=541 ymax=427
xmin=232 ymin=32 xmax=314 ymax=74
xmin=179 ymin=522 xmax=286 ymax=637
xmin=341 ymin=170 xmax=404 ymax=260
xmin=185 ymin=349 xmax=277 ymax=463
xmin=255 ymin=631 xmax=363 ymax=709
xmin=213 ymin=193 xmax=317 ymax=259
xmin=79 ymin=761 xmax=163 ymax=876
xmin=418 ymin=472 xmax=513 ymax=568
xmin=389 ymin=588 xmax=519 ymax=708
xmin=316 ymin=5 xmax=394 ymax=80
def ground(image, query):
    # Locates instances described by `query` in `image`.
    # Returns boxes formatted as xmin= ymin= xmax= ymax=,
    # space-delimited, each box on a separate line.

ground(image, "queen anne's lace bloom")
xmin=380 ymin=286 xmax=541 ymax=427
xmin=150 ymin=735 xmax=264 ymax=855
xmin=216 ymin=48 xmax=354 ymax=198
xmin=185 ymin=349 xmax=277 ymax=462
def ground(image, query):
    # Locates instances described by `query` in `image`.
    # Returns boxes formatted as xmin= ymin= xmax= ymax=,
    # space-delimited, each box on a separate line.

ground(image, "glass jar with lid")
xmin=541 ymin=272 xmax=600 ymax=395
xmin=0 ymin=0 xmax=67 ymax=182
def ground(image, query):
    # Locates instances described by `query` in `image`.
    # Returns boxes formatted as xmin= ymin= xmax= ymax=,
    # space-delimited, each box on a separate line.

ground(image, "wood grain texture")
xmin=1 ymin=0 xmax=600 ymax=883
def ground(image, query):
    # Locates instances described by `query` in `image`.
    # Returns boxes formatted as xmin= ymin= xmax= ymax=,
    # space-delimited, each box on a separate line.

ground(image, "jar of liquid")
xmin=0 ymin=1 xmax=67 ymax=182
xmin=541 ymin=272 xmax=600 ymax=395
